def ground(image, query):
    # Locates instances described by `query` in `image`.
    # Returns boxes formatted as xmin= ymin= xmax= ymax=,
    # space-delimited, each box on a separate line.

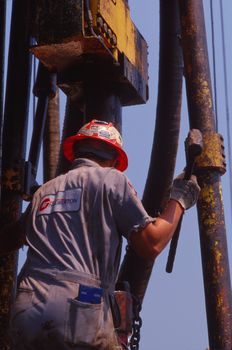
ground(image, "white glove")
xmin=170 ymin=173 xmax=201 ymax=210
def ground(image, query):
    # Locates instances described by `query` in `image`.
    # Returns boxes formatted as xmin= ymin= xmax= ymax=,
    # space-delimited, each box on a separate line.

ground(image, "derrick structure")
xmin=0 ymin=1 xmax=231 ymax=349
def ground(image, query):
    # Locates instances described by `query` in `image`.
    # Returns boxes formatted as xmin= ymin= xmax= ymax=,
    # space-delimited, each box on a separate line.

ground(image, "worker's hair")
xmin=73 ymin=139 xmax=117 ymax=162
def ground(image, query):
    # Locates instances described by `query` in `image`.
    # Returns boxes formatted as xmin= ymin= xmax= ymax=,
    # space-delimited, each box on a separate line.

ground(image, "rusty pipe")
xmin=179 ymin=0 xmax=232 ymax=348
xmin=43 ymin=90 xmax=60 ymax=182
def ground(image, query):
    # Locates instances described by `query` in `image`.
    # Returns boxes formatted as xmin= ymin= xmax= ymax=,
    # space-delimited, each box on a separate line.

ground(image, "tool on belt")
xmin=75 ymin=283 xmax=135 ymax=349
xmin=166 ymin=129 xmax=203 ymax=273
xmin=112 ymin=281 xmax=133 ymax=349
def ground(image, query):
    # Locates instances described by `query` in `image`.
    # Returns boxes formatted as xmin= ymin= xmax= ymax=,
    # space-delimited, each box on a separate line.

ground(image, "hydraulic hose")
xmin=118 ymin=0 xmax=183 ymax=303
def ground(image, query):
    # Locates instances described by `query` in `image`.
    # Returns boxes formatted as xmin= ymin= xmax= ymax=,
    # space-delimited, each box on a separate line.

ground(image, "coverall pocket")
xmin=64 ymin=298 xmax=103 ymax=346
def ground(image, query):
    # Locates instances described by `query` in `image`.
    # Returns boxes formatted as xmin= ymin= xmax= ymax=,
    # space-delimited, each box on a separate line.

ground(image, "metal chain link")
xmin=130 ymin=296 xmax=142 ymax=350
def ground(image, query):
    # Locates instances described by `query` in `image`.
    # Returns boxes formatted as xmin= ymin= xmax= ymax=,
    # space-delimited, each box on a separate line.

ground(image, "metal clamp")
xmin=195 ymin=132 xmax=226 ymax=175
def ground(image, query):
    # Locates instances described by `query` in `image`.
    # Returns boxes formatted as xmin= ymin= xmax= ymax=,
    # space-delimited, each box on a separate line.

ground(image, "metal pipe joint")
xmin=195 ymin=132 xmax=226 ymax=175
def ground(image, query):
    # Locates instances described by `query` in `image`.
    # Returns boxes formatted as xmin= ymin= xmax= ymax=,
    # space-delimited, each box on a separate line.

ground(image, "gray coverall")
xmin=10 ymin=158 xmax=154 ymax=349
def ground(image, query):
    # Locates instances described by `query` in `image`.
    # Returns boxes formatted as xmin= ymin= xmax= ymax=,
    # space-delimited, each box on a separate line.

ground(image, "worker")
xmin=0 ymin=119 xmax=200 ymax=350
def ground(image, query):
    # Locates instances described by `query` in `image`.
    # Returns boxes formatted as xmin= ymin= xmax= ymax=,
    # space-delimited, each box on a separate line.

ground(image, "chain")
xmin=130 ymin=296 xmax=142 ymax=350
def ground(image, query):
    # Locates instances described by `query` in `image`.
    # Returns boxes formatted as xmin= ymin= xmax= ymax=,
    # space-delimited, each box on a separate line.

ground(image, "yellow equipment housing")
xmin=31 ymin=0 xmax=148 ymax=106
xmin=90 ymin=0 xmax=146 ymax=73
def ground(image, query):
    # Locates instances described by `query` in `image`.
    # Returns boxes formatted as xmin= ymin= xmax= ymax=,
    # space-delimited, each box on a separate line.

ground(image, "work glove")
xmin=170 ymin=173 xmax=201 ymax=210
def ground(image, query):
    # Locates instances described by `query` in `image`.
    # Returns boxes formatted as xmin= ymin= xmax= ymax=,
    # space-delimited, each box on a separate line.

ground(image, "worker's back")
xmin=23 ymin=158 xmax=131 ymax=284
xmin=11 ymin=158 xmax=132 ymax=349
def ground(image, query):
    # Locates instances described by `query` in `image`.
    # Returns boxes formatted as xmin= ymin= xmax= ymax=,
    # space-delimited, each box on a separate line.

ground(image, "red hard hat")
xmin=63 ymin=120 xmax=128 ymax=172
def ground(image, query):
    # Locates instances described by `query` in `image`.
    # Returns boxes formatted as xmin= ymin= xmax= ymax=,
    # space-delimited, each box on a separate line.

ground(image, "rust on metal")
xmin=197 ymin=172 xmax=232 ymax=348
xmin=1 ymin=168 xmax=22 ymax=192
xmin=180 ymin=0 xmax=215 ymax=133
xmin=179 ymin=0 xmax=232 ymax=348
xmin=0 ymin=253 xmax=18 ymax=350
xmin=43 ymin=90 xmax=60 ymax=182
xmin=196 ymin=133 xmax=226 ymax=174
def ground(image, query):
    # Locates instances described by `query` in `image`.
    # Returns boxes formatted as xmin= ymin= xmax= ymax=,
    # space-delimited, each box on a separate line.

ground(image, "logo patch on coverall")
xmin=37 ymin=189 xmax=82 ymax=216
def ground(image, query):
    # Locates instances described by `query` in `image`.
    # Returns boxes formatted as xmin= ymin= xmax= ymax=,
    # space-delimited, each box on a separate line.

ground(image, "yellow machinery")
xmin=31 ymin=0 xmax=148 ymax=106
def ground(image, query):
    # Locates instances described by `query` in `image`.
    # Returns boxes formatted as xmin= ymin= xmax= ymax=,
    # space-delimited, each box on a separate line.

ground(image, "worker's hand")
xmin=170 ymin=173 xmax=201 ymax=210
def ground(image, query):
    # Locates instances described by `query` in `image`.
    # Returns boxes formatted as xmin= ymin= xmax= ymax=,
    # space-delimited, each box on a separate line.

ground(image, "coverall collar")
xmin=72 ymin=158 xmax=101 ymax=169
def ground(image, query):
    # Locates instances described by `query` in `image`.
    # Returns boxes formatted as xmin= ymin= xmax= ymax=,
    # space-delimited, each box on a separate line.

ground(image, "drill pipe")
xmin=179 ymin=0 xmax=232 ymax=348
xmin=118 ymin=0 xmax=183 ymax=303
xmin=0 ymin=0 xmax=32 ymax=348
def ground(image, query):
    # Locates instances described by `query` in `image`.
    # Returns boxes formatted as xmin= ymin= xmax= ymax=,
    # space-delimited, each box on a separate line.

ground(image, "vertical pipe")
xmin=84 ymin=82 xmax=122 ymax=133
xmin=179 ymin=1 xmax=232 ymax=348
xmin=56 ymin=96 xmax=84 ymax=175
xmin=28 ymin=63 xmax=57 ymax=176
xmin=28 ymin=96 xmax=49 ymax=169
xmin=118 ymin=0 xmax=183 ymax=303
xmin=43 ymin=90 xmax=60 ymax=182
xmin=0 ymin=0 xmax=6 ymax=185
xmin=0 ymin=0 xmax=32 ymax=348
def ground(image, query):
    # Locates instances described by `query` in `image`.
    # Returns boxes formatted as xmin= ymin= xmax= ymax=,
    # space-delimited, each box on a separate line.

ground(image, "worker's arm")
xmin=0 ymin=205 xmax=31 ymax=255
xmin=130 ymin=174 xmax=200 ymax=261
xmin=130 ymin=199 xmax=183 ymax=260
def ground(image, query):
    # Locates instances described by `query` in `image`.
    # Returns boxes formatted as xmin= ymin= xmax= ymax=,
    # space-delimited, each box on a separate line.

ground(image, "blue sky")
xmin=8 ymin=1 xmax=231 ymax=349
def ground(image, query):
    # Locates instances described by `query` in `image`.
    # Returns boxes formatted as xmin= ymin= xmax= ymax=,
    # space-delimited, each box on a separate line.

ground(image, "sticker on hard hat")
xmin=99 ymin=129 xmax=111 ymax=139
xmin=37 ymin=188 xmax=82 ymax=216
